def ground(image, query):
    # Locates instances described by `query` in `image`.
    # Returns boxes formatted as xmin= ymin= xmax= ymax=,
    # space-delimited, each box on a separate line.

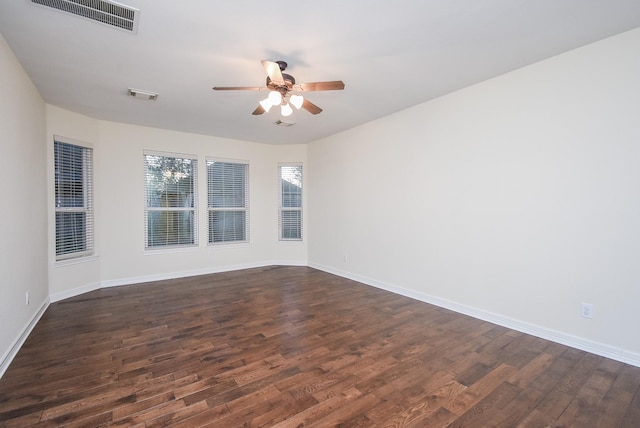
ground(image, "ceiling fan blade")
xmin=297 ymin=81 xmax=345 ymax=91
xmin=213 ymin=86 xmax=264 ymax=91
xmin=261 ymin=60 xmax=285 ymax=85
xmin=252 ymin=104 xmax=266 ymax=115
xmin=301 ymin=98 xmax=323 ymax=115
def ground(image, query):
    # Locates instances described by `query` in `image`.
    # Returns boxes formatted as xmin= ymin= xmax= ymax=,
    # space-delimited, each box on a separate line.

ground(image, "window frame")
xmin=278 ymin=163 xmax=303 ymax=241
xmin=206 ymin=158 xmax=250 ymax=245
xmin=143 ymin=150 xmax=198 ymax=250
xmin=54 ymin=137 xmax=94 ymax=261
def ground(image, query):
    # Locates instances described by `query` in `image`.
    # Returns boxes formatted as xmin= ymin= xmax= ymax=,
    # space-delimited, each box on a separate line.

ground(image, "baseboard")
xmin=308 ymin=262 xmax=640 ymax=368
xmin=49 ymin=260 xmax=308 ymax=299
xmin=0 ymin=298 xmax=50 ymax=378
xmin=100 ymin=260 xmax=306 ymax=289
xmin=50 ymin=281 xmax=102 ymax=303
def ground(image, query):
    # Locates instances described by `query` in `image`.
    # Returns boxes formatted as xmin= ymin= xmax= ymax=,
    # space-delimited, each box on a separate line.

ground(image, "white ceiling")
xmin=1 ymin=1 xmax=640 ymax=145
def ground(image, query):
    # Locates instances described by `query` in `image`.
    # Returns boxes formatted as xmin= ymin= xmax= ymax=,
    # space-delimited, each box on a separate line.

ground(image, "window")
xmin=279 ymin=164 xmax=302 ymax=240
xmin=54 ymin=139 xmax=94 ymax=260
xmin=144 ymin=152 xmax=197 ymax=249
xmin=207 ymin=159 xmax=249 ymax=244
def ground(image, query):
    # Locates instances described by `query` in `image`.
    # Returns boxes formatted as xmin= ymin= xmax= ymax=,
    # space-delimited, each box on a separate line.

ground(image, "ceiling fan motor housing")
xmin=266 ymin=73 xmax=296 ymax=91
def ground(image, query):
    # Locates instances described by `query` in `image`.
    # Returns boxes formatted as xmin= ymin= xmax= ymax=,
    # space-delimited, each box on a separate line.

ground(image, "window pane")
xmin=207 ymin=160 xmax=248 ymax=244
xmin=55 ymin=142 xmax=85 ymax=208
xmin=281 ymin=210 xmax=301 ymax=240
xmin=144 ymin=152 xmax=197 ymax=249
xmin=281 ymin=179 xmax=302 ymax=208
xmin=56 ymin=211 xmax=87 ymax=255
xmin=147 ymin=210 xmax=195 ymax=247
xmin=54 ymin=140 xmax=93 ymax=259
xmin=208 ymin=162 xmax=246 ymax=208
xmin=279 ymin=164 xmax=302 ymax=240
xmin=209 ymin=211 xmax=246 ymax=243
xmin=145 ymin=155 xmax=195 ymax=208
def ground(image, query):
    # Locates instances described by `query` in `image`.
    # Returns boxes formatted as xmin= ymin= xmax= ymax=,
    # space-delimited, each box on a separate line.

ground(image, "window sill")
xmin=143 ymin=246 xmax=200 ymax=256
xmin=54 ymin=255 xmax=99 ymax=268
xmin=208 ymin=241 xmax=250 ymax=248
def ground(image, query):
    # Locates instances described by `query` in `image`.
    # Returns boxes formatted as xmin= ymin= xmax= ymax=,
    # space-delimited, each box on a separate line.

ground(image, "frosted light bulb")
xmin=259 ymin=98 xmax=273 ymax=112
xmin=268 ymin=91 xmax=282 ymax=106
xmin=290 ymin=94 xmax=304 ymax=109
xmin=281 ymin=103 xmax=293 ymax=117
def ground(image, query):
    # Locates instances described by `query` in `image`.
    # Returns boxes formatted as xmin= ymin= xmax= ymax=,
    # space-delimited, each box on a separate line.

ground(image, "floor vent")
xmin=30 ymin=0 xmax=140 ymax=33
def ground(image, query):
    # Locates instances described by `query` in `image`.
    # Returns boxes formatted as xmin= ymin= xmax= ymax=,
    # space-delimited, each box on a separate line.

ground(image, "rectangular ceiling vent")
xmin=30 ymin=0 xmax=140 ymax=33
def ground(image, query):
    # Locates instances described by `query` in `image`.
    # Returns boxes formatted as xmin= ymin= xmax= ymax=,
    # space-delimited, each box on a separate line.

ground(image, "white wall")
xmin=47 ymin=109 xmax=308 ymax=299
xmin=46 ymin=106 xmax=101 ymax=300
xmin=308 ymin=28 xmax=640 ymax=364
xmin=4 ymin=25 xmax=640 ymax=375
xmin=0 ymin=34 xmax=49 ymax=376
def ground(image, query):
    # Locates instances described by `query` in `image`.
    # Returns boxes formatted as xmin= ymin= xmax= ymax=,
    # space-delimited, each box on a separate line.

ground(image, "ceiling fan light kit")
xmin=213 ymin=60 xmax=345 ymax=117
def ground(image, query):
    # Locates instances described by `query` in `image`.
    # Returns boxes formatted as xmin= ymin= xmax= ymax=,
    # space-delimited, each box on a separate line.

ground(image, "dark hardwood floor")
xmin=1 ymin=266 xmax=639 ymax=427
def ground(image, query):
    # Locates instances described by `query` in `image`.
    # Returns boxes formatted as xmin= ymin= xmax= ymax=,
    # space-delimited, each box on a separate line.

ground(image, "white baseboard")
xmin=100 ymin=260 xmax=306 ymax=289
xmin=0 ymin=298 xmax=50 ymax=378
xmin=308 ymin=262 xmax=640 ymax=368
xmin=50 ymin=260 xmax=308 ymax=299
xmin=50 ymin=281 xmax=101 ymax=303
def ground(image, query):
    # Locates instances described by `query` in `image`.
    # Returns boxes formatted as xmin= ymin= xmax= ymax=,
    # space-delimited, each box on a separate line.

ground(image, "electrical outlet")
xmin=581 ymin=303 xmax=593 ymax=319
xmin=26 ymin=291 xmax=30 ymax=306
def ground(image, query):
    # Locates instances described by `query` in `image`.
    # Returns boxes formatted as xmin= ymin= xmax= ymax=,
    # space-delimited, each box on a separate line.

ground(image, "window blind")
xmin=144 ymin=152 xmax=197 ymax=248
xmin=207 ymin=159 xmax=249 ymax=243
xmin=54 ymin=140 xmax=94 ymax=260
xmin=279 ymin=164 xmax=302 ymax=240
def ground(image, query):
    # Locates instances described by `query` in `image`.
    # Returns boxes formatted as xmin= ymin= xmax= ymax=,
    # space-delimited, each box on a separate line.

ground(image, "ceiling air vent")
xmin=30 ymin=0 xmax=140 ymax=33
xmin=274 ymin=120 xmax=295 ymax=127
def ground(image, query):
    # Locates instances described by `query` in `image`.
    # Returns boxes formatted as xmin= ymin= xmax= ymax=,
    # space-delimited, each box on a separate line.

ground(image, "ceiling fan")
xmin=213 ymin=60 xmax=345 ymax=117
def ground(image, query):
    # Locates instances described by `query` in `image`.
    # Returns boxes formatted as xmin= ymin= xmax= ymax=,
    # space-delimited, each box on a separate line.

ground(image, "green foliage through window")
xmin=144 ymin=153 xmax=197 ymax=248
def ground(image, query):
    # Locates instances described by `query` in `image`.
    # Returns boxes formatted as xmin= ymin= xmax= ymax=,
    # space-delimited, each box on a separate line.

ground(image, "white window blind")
xmin=54 ymin=140 xmax=94 ymax=260
xmin=207 ymin=159 xmax=249 ymax=244
xmin=279 ymin=164 xmax=302 ymax=241
xmin=144 ymin=152 xmax=197 ymax=249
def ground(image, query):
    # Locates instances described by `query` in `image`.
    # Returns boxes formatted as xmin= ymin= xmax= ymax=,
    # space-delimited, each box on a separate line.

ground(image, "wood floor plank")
xmin=444 ymin=363 xmax=518 ymax=416
xmin=446 ymin=381 xmax=522 ymax=428
xmin=392 ymin=376 xmax=466 ymax=425
xmin=621 ymin=383 xmax=640 ymax=427
xmin=593 ymin=364 xmax=640 ymax=427
xmin=1 ymin=266 xmax=639 ymax=426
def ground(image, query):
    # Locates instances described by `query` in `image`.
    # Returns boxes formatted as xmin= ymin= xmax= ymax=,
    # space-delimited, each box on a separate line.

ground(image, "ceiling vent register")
xmin=30 ymin=0 xmax=139 ymax=32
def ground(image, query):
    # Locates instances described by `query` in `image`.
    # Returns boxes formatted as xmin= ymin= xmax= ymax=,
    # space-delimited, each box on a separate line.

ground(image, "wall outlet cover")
xmin=581 ymin=303 xmax=593 ymax=319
